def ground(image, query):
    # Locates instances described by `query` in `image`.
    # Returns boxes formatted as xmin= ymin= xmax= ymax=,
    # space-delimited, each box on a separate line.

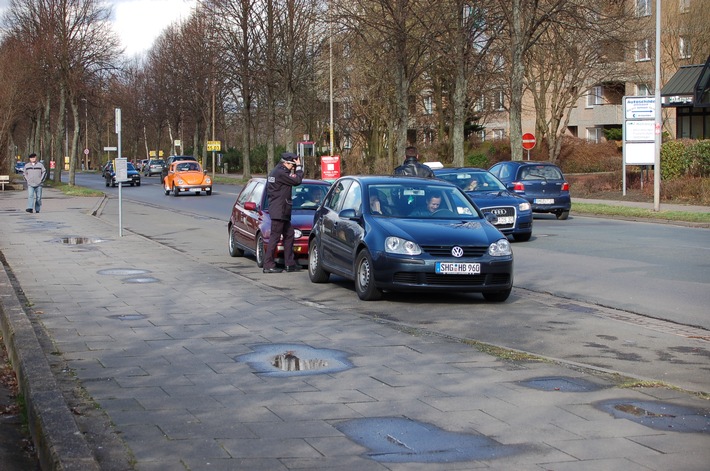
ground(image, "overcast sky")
xmin=0 ymin=0 xmax=196 ymax=58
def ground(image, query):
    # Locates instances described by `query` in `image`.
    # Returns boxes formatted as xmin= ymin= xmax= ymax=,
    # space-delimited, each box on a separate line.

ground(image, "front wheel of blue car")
xmin=355 ymin=249 xmax=382 ymax=301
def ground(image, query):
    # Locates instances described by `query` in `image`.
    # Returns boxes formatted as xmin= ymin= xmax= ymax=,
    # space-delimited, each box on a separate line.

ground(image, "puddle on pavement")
xmin=52 ymin=236 xmax=107 ymax=245
xmin=122 ymin=276 xmax=160 ymax=284
xmin=97 ymin=268 xmax=150 ymax=276
xmin=336 ymin=417 xmax=521 ymax=463
xmin=595 ymin=399 xmax=710 ymax=434
xmin=109 ymin=314 xmax=147 ymax=321
xmin=518 ymin=376 xmax=607 ymax=392
xmin=235 ymin=343 xmax=352 ymax=376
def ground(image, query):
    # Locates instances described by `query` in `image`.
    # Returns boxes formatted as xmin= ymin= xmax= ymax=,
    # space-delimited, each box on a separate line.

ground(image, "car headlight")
xmin=518 ymin=202 xmax=531 ymax=211
xmin=293 ymin=229 xmax=303 ymax=239
xmin=177 ymin=179 xmax=184 ymax=185
xmin=488 ymin=238 xmax=512 ymax=257
xmin=205 ymin=178 xmax=211 ymax=184
xmin=385 ymin=237 xmax=421 ymax=255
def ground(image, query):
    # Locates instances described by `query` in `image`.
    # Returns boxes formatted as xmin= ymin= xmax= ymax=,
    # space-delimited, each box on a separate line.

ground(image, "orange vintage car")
xmin=163 ymin=160 xmax=212 ymax=196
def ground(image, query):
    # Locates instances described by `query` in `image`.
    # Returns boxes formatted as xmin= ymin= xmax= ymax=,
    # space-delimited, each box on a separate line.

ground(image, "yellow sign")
xmin=149 ymin=150 xmax=156 ymax=157
xmin=207 ymin=140 xmax=221 ymax=152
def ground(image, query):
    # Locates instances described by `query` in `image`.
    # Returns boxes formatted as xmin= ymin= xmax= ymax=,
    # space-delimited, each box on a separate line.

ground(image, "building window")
xmin=635 ymin=39 xmax=651 ymax=62
xmin=473 ymin=95 xmax=485 ymax=112
xmin=494 ymin=91 xmax=505 ymax=110
xmin=679 ymin=0 xmax=690 ymax=13
xmin=637 ymin=83 xmax=651 ymax=96
xmin=679 ymin=36 xmax=691 ymax=59
xmin=343 ymin=134 xmax=352 ymax=149
xmin=586 ymin=127 xmax=602 ymax=143
xmin=492 ymin=129 xmax=504 ymax=140
xmin=478 ymin=130 xmax=486 ymax=142
xmin=636 ymin=0 xmax=651 ymax=17
xmin=586 ymin=86 xmax=603 ymax=107
xmin=423 ymin=96 xmax=433 ymax=115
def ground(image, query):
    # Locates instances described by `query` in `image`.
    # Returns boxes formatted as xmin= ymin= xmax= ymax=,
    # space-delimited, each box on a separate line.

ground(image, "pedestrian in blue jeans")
xmin=24 ymin=153 xmax=47 ymax=213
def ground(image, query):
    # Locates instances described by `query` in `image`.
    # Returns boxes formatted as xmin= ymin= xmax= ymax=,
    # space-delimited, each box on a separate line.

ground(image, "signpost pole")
xmin=653 ymin=0 xmax=661 ymax=212
xmin=115 ymin=108 xmax=123 ymax=237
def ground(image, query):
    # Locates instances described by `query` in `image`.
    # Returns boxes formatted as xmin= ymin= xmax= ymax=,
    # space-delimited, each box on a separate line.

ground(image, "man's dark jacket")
xmin=267 ymin=164 xmax=304 ymax=220
xmin=393 ymin=157 xmax=434 ymax=178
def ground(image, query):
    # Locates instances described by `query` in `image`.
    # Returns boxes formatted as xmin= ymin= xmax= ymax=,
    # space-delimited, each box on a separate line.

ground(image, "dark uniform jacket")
xmin=267 ymin=163 xmax=304 ymax=220
xmin=393 ymin=157 xmax=434 ymax=178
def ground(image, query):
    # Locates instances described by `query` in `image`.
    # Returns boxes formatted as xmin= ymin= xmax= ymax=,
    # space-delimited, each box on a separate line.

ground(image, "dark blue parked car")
xmin=489 ymin=161 xmax=571 ymax=220
xmin=433 ymin=168 xmax=533 ymax=242
xmin=104 ymin=162 xmax=141 ymax=187
xmin=14 ymin=161 xmax=25 ymax=174
xmin=308 ymin=175 xmax=514 ymax=301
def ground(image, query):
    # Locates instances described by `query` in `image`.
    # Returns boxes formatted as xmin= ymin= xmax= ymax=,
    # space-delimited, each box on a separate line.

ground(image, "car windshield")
xmin=292 ymin=184 xmax=329 ymax=209
xmin=127 ymin=163 xmax=136 ymax=170
xmin=366 ymin=182 xmax=480 ymax=219
xmin=177 ymin=162 xmax=199 ymax=172
xmin=436 ymin=171 xmax=506 ymax=192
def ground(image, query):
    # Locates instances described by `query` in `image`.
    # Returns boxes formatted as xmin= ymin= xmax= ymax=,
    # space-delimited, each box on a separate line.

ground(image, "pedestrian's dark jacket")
xmin=267 ymin=163 xmax=304 ymax=220
xmin=24 ymin=160 xmax=47 ymax=187
xmin=393 ymin=157 xmax=434 ymax=178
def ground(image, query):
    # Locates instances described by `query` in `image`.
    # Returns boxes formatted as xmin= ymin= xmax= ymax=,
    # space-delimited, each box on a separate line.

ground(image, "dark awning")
xmin=662 ymin=55 xmax=710 ymax=107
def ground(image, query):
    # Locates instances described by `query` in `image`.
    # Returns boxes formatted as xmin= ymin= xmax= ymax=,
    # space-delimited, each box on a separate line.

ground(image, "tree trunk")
xmin=452 ymin=48 xmax=467 ymax=167
xmin=69 ymin=98 xmax=80 ymax=186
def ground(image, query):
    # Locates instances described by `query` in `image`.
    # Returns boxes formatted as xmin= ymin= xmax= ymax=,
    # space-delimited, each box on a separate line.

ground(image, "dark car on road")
xmin=434 ymin=167 xmax=533 ymax=242
xmin=144 ymin=159 xmax=166 ymax=177
xmin=308 ymin=175 xmax=514 ymax=301
xmin=488 ymin=161 xmax=571 ymax=220
xmin=228 ymin=178 xmax=331 ymax=268
xmin=105 ymin=162 xmax=141 ymax=187
xmin=14 ymin=161 xmax=25 ymax=174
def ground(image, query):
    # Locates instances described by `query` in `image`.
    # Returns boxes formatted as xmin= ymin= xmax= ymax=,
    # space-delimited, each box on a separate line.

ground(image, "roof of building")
xmin=661 ymin=55 xmax=710 ymax=107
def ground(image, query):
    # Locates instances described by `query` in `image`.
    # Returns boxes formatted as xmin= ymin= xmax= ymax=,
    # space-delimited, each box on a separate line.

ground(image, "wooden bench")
xmin=0 ymin=175 xmax=10 ymax=191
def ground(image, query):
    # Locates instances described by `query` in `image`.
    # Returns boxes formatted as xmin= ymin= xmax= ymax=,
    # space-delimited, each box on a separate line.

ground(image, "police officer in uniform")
xmin=263 ymin=152 xmax=304 ymax=273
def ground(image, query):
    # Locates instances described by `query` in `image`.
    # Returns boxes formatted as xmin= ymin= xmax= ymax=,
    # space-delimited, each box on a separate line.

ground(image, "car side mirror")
xmin=339 ymin=208 xmax=359 ymax=220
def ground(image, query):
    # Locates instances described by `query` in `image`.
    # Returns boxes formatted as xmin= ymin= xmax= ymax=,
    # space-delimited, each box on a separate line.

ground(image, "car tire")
xmin=105 ymin=179 xmax=109 ymax=187
xmin=483 ymin=288 xmax=511 ymax=302
xmin=255 ymin=233 xmax=265 ymax=268
xmin=136 ymin=182 xmax=141 ymax=186
xmin=355 ymin=249 xmax=382 ymax=301
xmin=206 ymin=189 xmax=212 ymax=196
xmin=308 ymin=241 xmax=330 ymax=283
xmin=556 ymin=210 xmax=570 ymax=220
xmin=130 ymin=182 xmax=134 ymax=187
xmin=228 ymin=225 xmax=244 ymax=257
xmin=172 ymin=185 xmax=179 ymax=197
xmin=513 ymin=232 xmax=532 ymax=242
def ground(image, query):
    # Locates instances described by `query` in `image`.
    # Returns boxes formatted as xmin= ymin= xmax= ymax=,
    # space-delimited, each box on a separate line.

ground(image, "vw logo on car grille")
xmin=490 ymin=208 xmax=508 ymax=215
xmin=451 ymin=246 xmax=464 ymax=258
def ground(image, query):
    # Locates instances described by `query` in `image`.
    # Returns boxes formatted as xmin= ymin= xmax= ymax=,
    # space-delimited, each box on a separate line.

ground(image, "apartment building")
xmin=474 ymin=0 xmax=708 ymax=144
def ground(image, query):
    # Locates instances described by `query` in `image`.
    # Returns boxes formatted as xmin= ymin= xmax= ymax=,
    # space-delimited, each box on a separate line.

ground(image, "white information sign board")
xmin=623 ymin=96 xmax=655 ymax=166
xmin=115 ymin=157 xmax=128 ymax=182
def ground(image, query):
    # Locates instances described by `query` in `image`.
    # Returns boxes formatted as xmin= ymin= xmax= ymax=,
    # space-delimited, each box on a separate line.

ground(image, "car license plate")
xmin=436 ymin=262 xmax=481 ymax=274
xmin=495 ymin=216 xmax=514 ymax=225
xmin=534 ymin=198 xmax=554 ymax=204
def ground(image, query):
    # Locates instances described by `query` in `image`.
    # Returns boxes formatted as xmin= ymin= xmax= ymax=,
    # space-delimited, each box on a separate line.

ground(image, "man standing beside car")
xmin=263 ymin=152 xmax=304 ymax=273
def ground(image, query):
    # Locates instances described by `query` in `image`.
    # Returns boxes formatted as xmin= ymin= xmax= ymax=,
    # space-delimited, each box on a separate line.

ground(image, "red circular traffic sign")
xmin=522 ymin=133 xmax=536 ymax=150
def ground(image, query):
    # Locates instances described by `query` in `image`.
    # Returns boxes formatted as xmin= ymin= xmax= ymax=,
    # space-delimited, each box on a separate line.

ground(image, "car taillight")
xmin=512 ymin=182 xmax=525 ymax=191
xmin=561 ymin=182 xmax=569 ymax=191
